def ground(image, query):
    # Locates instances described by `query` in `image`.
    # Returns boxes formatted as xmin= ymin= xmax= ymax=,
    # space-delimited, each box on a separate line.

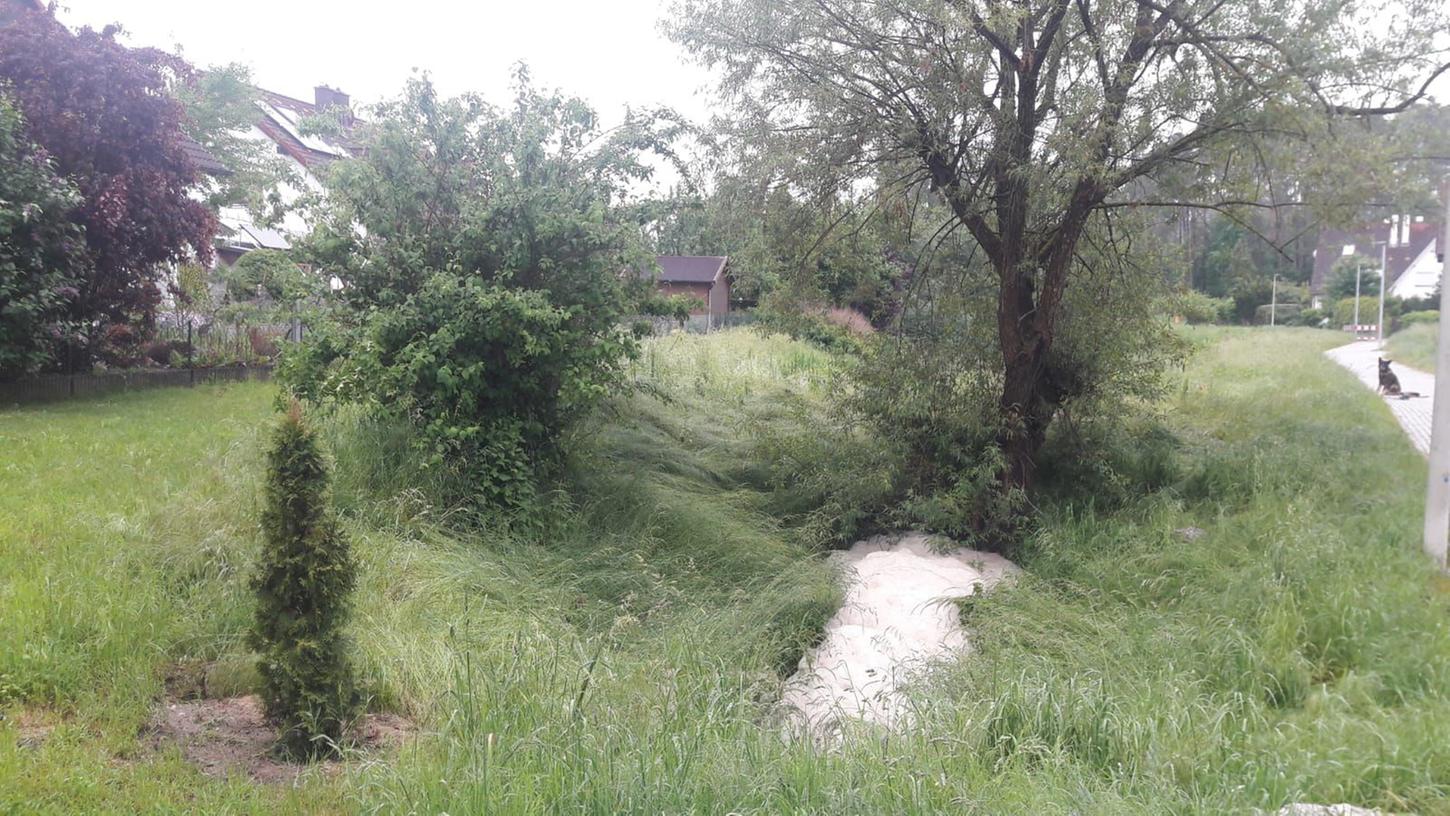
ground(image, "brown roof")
xmin=178 ymin=132 xmax=229 ymax=176
xmin=1312 ymin=219 xmax=1440 ymax=295
xmin=254 ymin=88 xmax=361 ymax=171
xmin=654 ymin=255 xmax=729 ymax=284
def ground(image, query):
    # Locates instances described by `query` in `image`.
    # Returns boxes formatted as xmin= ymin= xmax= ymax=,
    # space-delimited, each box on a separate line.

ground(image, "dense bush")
xmin=1294 ymin=306 xmax=1329 ymax=328
xmin=282 ymin=76 xmax=680 ymax=515
xmin=754 ymin=302 xmax=868 ymax=354
xmin=1253 ymin=302 xmax=1301 ymax=325
xmin=1400 ymin=310 xmax=1439 ymax=327
xmin=284 ymin=274 xmax=634 ymax=511
xmin=248 ymin=402 xmax=357 ymax=759
xmin=1174 ymin=290 xmax=1233 ymax=324
xmin=1334 ymin=296 xmax=1384 ymax=328
xmin=0 ymin=90 xmax=82 ymax=379
xmin=219 ymin=249 xmax=317 ymax=304
xmin=1400 ymin=293 xmax=1439 ymax=313
xmin=0 ymin=14 xmax=214 ymax=361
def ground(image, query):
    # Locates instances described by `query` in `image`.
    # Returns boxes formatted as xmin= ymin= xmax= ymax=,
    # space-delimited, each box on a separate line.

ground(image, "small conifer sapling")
xmin=249 ymin=400 xmax=358 ymax=759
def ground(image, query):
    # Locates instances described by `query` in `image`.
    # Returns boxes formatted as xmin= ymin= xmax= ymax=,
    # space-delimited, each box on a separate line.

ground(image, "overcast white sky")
xmin=54 ymin=0 xmax=718 ymax=123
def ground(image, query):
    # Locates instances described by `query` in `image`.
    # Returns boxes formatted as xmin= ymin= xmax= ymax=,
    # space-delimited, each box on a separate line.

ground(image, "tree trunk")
xmin=997 ymin=355 xmax=1051 ymax=496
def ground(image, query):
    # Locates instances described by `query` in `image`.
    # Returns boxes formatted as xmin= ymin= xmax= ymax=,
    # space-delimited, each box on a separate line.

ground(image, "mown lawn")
xmin=3 ymin=327 xmax=1449 ymax=814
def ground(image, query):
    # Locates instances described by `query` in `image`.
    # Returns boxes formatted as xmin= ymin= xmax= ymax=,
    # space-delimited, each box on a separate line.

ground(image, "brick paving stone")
xmin=1325 ymin=340 xmax=1434 ymax=455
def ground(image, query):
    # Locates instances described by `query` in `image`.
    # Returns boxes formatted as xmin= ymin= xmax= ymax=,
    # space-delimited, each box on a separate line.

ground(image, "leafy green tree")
xmin=249 ymin=402 xmax=357 ymax=760
xmin=175 ymin=63 xmax=298 ymax=224
xmin=670 ymin=0 xmax=1449 ymax=542
xmin=220 ymin=249 xmax=320 ymax=305
xmin=1327 ymin=255 xmax=1381 ymax=300
xmin=0 ymin=89 xmax=83 ymax=379
xmin=284 ymin=73 xmax=682 ymax=512
xmin=646 ymin=172 xmax=902 ymax=318
xmin=0 ymin=14 xmax=216 ymax=360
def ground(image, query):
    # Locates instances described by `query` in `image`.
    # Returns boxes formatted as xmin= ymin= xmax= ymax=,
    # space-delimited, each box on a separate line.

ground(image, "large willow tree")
xmin=670 ymin=0 xmax=1449 ymax=512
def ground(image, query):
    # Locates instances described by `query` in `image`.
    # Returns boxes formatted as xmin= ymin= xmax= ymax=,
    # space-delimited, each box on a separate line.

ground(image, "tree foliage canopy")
xmin=670 ymin=0 xmax=1449 ymax=538
xmin=0 ymin=14 xmax=215 ymax=355
xmin=175 ymin=63 xmax=299 ymax=224
xmin=0 ymin=89 xmax=84 ymax=380
xmin=283 ymin=74 xmax=684 ymax=512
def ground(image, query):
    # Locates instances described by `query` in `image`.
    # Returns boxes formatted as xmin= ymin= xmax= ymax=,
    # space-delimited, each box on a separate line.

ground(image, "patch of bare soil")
xmin=5 ymin=709 xmax=55 ymax=750
xmin=148 ymin=694 xmax=414 ymax=784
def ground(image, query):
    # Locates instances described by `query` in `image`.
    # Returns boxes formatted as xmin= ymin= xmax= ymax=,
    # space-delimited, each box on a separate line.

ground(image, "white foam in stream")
xmin=782 ymin=532 xmax=1020 ymax=735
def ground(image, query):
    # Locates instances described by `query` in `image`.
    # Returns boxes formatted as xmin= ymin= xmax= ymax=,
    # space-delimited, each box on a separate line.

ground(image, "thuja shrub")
xmin=249 ymin=401 xmax=358 ymax=759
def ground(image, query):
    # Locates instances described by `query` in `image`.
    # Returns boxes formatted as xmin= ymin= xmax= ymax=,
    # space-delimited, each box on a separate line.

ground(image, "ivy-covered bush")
xmin=284 ymin=273 xmax=632 ymax=511
xmin=249 ymin=402 xmax=357 ymax=759
xmin=281 ymin=75 xmax=681 ymax=515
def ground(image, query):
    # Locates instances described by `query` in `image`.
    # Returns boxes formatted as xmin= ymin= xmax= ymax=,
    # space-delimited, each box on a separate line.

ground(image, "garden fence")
xmin=0 ymin=364 xmax=273 ymax=408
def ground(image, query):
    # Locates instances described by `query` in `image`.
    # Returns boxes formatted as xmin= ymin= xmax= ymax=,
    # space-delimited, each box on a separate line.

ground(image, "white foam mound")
xmin=782 ymin=531 xmax=1019 ymax=735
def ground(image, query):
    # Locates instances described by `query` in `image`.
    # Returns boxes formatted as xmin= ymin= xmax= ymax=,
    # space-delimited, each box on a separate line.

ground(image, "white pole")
xmin=1354 ymin=262 xmax=1362 ymax=337
xmin=1423 ymin=178 xmax=1450 ymax=569
xmin=1378 ymin=240 xmax=1388 ymax=348
xmin=1270 ymin=274 xmax=1278 ymax=326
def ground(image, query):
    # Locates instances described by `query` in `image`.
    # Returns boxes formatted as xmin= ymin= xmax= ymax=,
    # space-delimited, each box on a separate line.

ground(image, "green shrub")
xmin=0 ymin=90 xmax=83 ymax=379
xmin=1294 ymin=306 xmax=1328 ymax=327
xmin=249 ymin=402 xmax=358 ymax=759
xmin=1174 ymin=290 xmax=1234 ymax=324
xmin=1401 ymin=310 xmax=1439 ymax=327
xmin=1333 ymin=297 xmax=1381 ymax=329
xmin=220 ymin=249 xmax=318 ymax=303
xmin=284 ymin=77 xmax=670 ymax=516
xmin=1253 ymin=302 xmax=1301 ymax=325
xmin=754 ymin=305 xmax=866 ymax=354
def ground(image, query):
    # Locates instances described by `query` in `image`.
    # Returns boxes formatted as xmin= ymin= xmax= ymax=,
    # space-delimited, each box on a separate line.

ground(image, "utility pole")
xmin=1423 ymin=178 xmax=1450 ymax=569
xmin=1377 ymin=239 xmax=1388 ymax=348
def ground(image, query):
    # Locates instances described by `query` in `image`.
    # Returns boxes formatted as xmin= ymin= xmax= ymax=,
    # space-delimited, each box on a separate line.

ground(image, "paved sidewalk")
xmin=1325 ymin=340 xmax=1435 ymax=455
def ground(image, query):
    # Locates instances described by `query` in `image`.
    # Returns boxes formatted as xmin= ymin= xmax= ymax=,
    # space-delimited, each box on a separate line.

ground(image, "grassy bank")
xmin=4 ymin=327 xmax=1450 ymax=813
xmin=1387 ymin=322 xmax=1438 ymax=371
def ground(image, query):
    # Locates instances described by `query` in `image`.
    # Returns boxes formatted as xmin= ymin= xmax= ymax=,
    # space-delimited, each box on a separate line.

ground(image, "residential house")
xmin=213 ymin=85 xmax=360 ymax=265
xmin=1310 ymin=215 xmax=1442 ymax=307
xmin=652 ymin=255 xmax=732 ymax=326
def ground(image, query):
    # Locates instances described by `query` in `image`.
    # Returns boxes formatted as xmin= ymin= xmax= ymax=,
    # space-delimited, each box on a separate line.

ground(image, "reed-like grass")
xmin=5 ymin=327 xmax=1450 ymax=814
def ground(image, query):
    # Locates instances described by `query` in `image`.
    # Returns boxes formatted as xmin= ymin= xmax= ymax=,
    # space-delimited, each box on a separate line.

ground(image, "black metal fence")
xmin=0 ymin=364 xmax=273 ymax=408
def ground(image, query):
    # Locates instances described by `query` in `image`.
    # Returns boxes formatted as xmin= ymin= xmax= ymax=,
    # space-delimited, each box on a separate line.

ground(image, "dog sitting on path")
xmin=1378 ymin=357 xmax=1423 ymax=399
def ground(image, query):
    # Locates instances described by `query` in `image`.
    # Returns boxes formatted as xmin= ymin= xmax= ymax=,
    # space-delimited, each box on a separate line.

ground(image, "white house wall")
xmin=1389 ymin=240 xmax=1441 ymax=299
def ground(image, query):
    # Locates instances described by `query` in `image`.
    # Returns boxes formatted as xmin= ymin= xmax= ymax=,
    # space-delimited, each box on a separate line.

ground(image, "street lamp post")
xmin=1377 ymin=239 xmax=1388 ymax=348
xmin=1354 ymin=261 xmax=1363 ymax=338
xmin=1270 ymin=274 xmax=1278 ymax=326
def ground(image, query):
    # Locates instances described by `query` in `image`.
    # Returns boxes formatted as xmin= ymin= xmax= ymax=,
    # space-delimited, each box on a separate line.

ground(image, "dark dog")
xmin=1378 ymin=358 xmax=1422 ymax=399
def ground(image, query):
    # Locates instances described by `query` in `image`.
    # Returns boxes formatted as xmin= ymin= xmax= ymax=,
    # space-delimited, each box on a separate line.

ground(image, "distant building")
xmin=1311 ymin=215 xmax=1441 ymax=306
xmin=651 ymin=256 xmax=731 ymax=324
xmin=213 ymin=85 xmax=361 ymax=265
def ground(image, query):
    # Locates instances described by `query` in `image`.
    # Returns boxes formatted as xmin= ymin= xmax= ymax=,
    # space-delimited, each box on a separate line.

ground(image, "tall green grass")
xmin=1386 ymin=322 xmax=1438 ymax=372
xmin=5 ymin=327 xmax=1450 ymax=813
